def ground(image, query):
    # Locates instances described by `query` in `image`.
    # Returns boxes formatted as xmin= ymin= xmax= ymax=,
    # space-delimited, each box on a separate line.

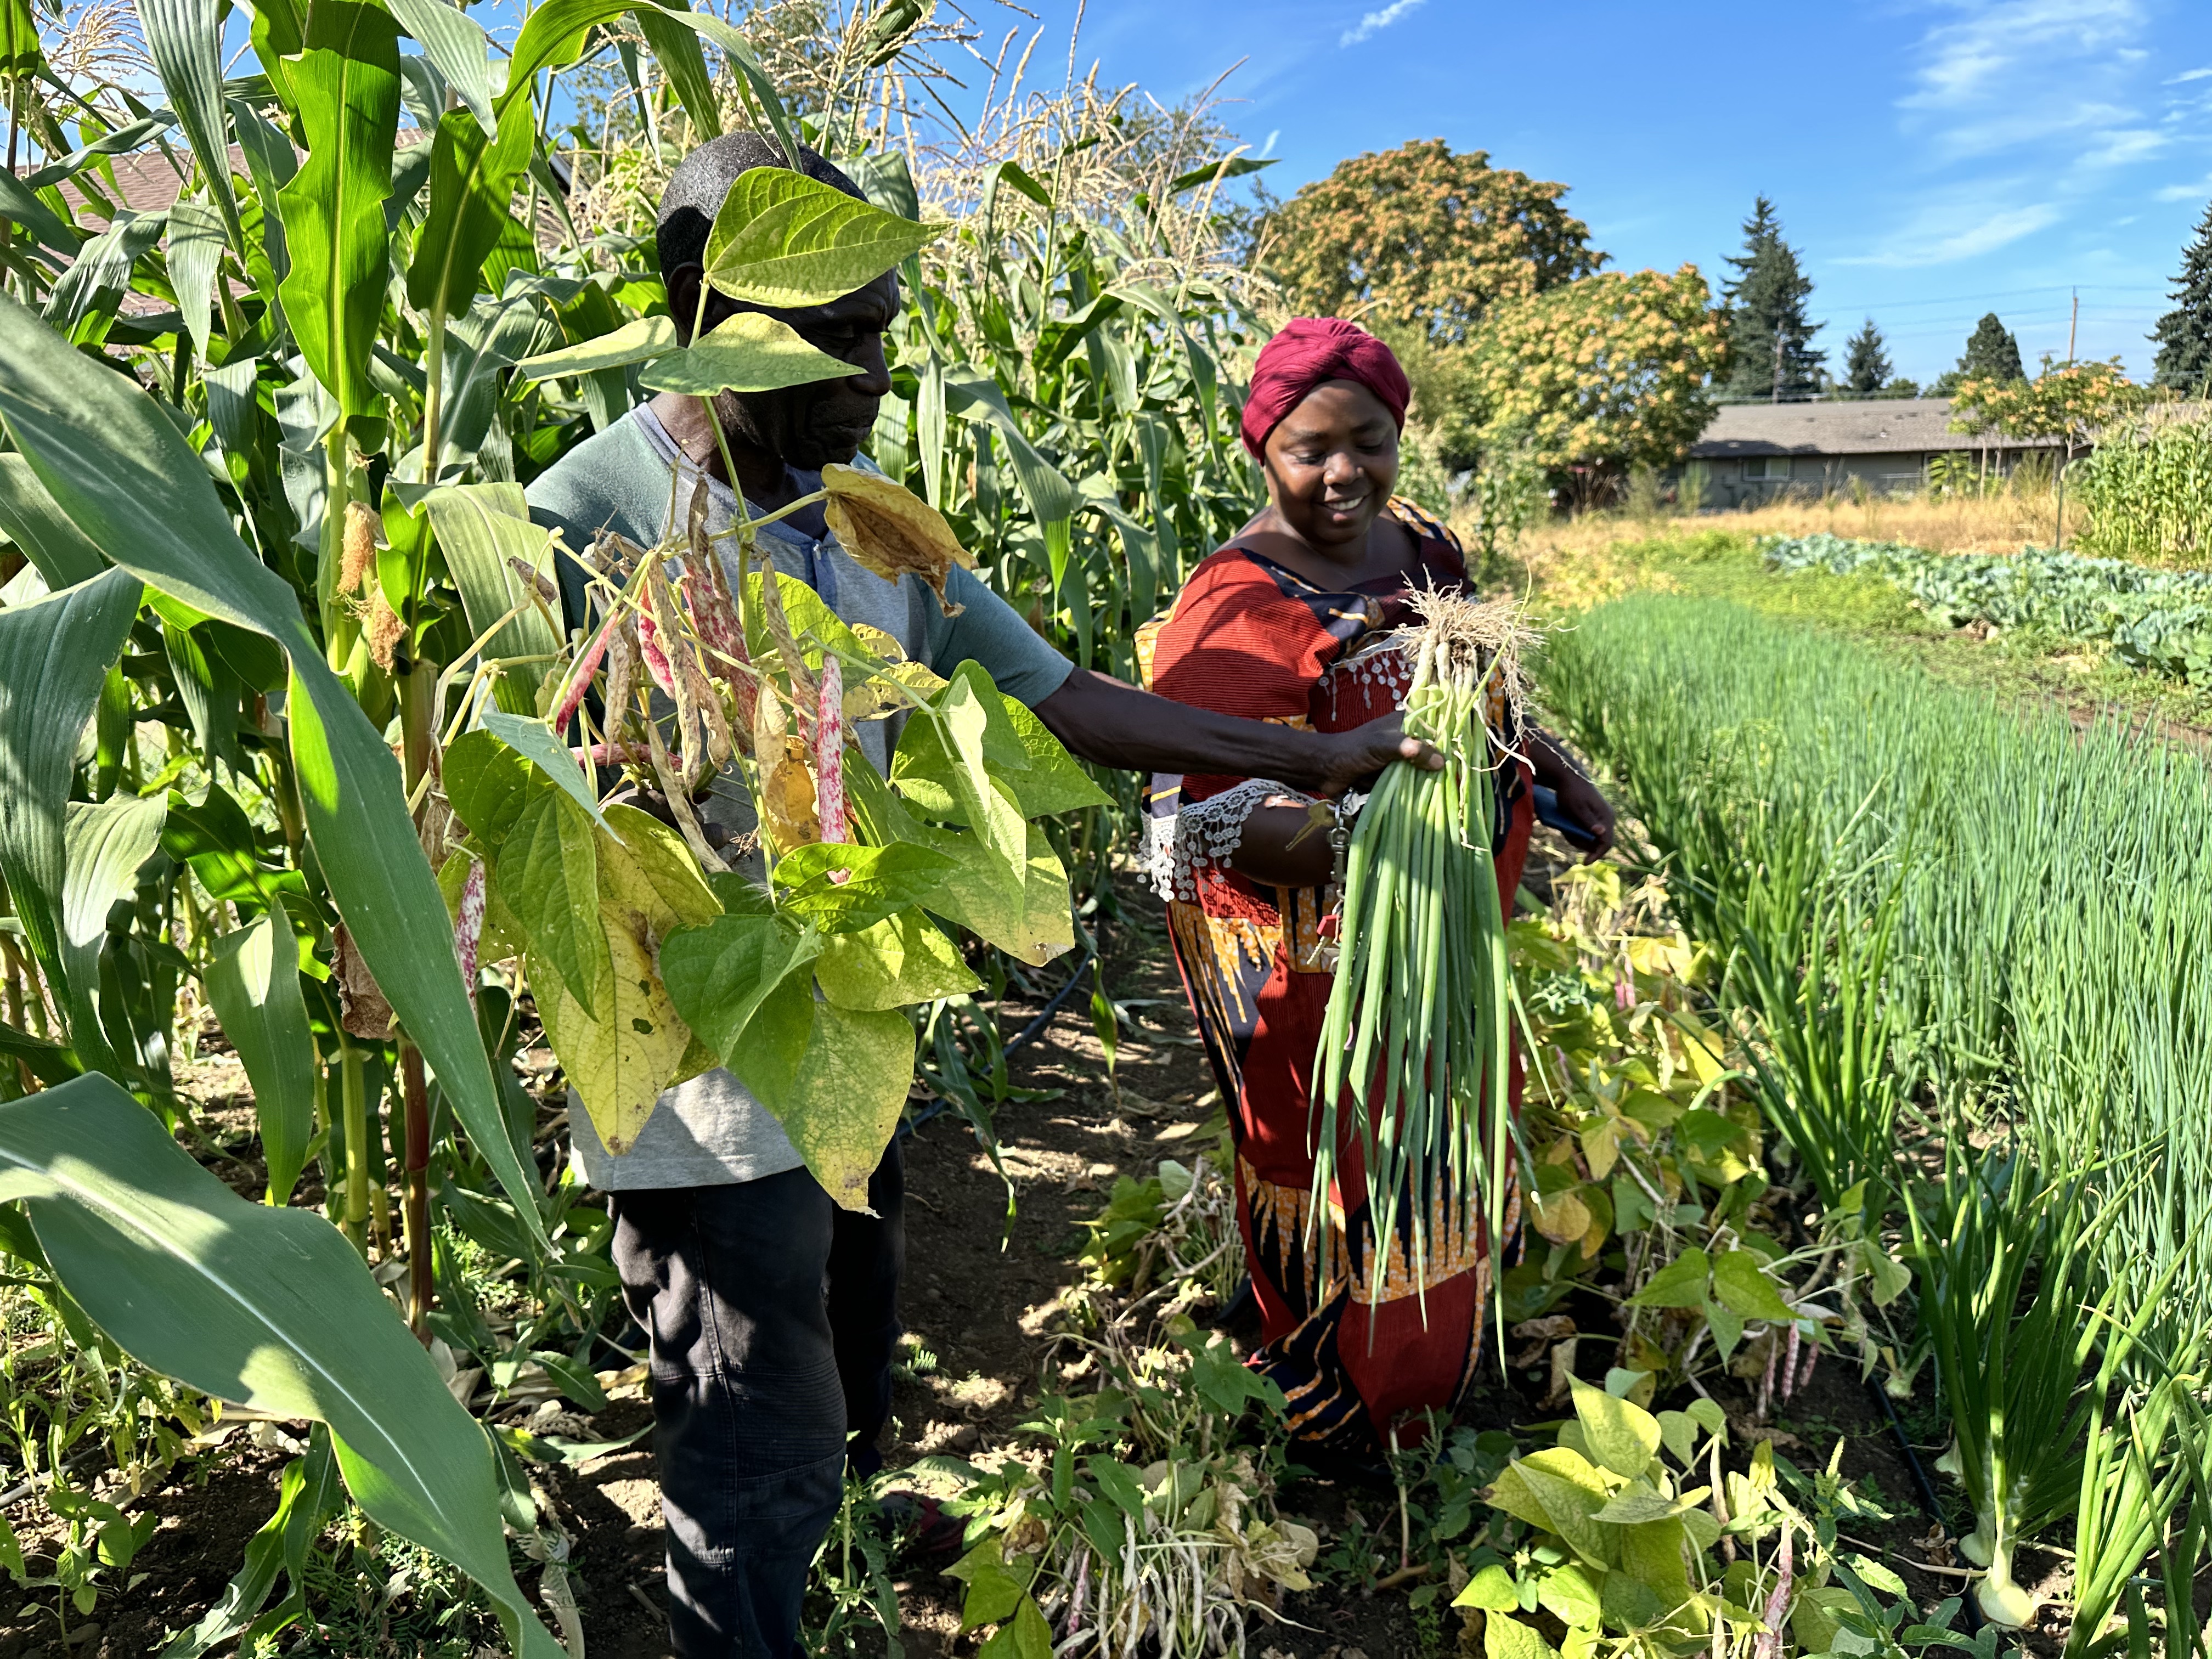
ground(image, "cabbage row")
xmin=1760 ymin=531 xmax=2212 ymax=682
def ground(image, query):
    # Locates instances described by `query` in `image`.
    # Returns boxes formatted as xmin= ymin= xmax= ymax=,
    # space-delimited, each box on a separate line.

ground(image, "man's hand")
xmin=1310 ymin=712 xmax=1443 ymax=800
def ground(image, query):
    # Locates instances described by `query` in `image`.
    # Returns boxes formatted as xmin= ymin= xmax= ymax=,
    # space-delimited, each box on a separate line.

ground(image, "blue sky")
xmin=968 ymin=0 xmax=2212 ymax=384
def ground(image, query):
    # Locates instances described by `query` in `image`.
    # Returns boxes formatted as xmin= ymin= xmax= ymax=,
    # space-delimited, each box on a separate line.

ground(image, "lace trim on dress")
xmin=1146 ymin=776 xmax=1317 ymax=902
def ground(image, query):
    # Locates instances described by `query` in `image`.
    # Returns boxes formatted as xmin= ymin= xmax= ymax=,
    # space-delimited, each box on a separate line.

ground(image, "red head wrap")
xmin=1238 ymin=318 xmax=1411 ymax=459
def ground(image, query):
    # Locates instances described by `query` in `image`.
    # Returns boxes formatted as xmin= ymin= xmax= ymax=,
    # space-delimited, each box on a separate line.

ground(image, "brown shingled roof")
xmin=1689 ymin=398 xmax=2063 ymax=459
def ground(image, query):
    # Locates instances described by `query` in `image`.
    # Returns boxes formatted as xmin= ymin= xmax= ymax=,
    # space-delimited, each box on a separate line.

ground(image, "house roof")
xmin=21 ymin=130 xmax=563 ymax=318
xmin=1688 ymin=397 xmax=2063 ymax=459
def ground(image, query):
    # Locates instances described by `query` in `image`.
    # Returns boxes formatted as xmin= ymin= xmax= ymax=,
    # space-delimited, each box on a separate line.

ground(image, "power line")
xmin=1814 ymin=281 xmax=2148 ymax=313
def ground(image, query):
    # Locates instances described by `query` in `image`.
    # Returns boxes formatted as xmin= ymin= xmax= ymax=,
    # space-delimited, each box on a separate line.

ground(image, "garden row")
xmin=1539 ymin=593 xmax=2212 ymax=1645
xmin=1762 ymin=531 xmax=2212 ymax=682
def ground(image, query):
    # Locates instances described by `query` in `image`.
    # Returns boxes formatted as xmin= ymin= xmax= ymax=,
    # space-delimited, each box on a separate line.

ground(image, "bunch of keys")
xmin=1305 ymin=792 xmax=1364 ymax=970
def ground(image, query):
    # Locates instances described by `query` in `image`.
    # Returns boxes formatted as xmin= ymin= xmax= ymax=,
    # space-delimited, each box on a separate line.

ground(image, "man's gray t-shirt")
xmin=526 ymin=406 xmax=1073 ymax=1190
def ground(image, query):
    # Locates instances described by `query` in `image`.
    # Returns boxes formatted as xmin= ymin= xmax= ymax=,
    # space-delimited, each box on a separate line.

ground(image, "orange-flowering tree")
xmin=1268 ymin=138 xmax=1602 ymax=343
xmin=1952 ymin=356 xmax=2144 ymax=452
xmin=1463 ymin=265 xmax=1728 ymax=484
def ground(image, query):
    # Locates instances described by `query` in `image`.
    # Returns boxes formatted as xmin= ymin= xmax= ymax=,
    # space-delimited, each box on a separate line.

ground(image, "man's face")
xmin=687 ymin=269 xmax=900 ymax=472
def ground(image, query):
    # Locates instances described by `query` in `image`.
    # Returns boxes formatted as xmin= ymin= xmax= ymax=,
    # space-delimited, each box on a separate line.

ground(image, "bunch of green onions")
xmin=1310 ymin=589 xmax=1528 ymax=1329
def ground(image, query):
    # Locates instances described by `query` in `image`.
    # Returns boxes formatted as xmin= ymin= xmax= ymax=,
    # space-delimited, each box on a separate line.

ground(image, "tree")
xmin=1464 ymin=264 xmax=1728 ymax=491
xmin=1953 ymin=355 xmax=2140 ymax=445
xmin=2152 ymin=199 xmax=2212 ymax=393
xmin=1721 ymin=196 xmax=1824 ymax=400
xmin=1268 ymin=138 xmax=1604 ymax=344
xmin=1843 ymin=318 xmax=1892 ymax=396
xmin=1957 ymin=313 xmax=2024 ymax=385
xmin=1954 ymin=356 xmax=2144 ymax=545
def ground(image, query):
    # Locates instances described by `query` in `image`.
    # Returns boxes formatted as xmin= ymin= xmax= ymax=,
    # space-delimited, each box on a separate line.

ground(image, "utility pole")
xmin=2067 ymin=289 xmax=2078 ymax=364
xmin=1772 ymin=321 xmax=1785 ymax=404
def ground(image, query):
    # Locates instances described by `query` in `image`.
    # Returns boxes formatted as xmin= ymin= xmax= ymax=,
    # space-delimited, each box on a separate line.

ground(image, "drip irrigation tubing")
xmin=900 ymin=923 xmax=1096 ymax=1138
xmin=1866 ymin=1374 xmax=1983 ymax=1634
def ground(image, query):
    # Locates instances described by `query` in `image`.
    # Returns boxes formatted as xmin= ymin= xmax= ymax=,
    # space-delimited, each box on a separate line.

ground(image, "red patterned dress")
xmin=1138 ymin=502 xmax=1532 ymax=1455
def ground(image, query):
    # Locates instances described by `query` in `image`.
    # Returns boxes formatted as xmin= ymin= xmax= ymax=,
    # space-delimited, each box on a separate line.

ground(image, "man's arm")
xmin=1030 ymin=667 xmax=1440 ymax=800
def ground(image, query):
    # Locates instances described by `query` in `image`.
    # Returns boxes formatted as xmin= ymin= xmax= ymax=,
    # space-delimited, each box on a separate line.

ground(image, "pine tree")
xmin=1722 ymin=195 xmax=1825 ymax=400
xmin=2152 ymin=200 xmax=2212 ymax=392
xmin=1957 ymin=313 xmax=2024 ymax=385
xmin=1844 ymin=319 xmax=1892 ymax=396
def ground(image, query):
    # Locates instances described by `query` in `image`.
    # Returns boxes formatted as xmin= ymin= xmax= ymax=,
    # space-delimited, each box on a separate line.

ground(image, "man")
xmin=527 ymin=134 xmax=1545 ymax=1658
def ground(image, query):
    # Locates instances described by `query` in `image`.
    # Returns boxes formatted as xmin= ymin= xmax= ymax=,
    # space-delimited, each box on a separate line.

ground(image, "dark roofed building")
xmin=1678 ymin=398 xmax=2065 ymax=507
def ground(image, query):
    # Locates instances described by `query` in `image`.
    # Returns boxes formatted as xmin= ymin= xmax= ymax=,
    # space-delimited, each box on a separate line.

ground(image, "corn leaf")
xmin=166 ymin=198 xmax=227 ymax=358
xmin=138 ymin=0 xmax=245 ymax=253
xmin=0 ymin=290 xmax=549 ymax=1247
xmin=379 ymin=0 xmax=497 ymax=139
xmin=0 ymin=1073 xmax=564 ymax=1657
xmin=203 ymin=912 xmax=317 ymax=1206
xmin=59 ymin=795 xmax=165 ymax=1074
xmin=0 ymin=453 xmax=106 ymax=588
xmin=630 ymin=0 xmax=721 ymax=141
xmin=0 ymin=0 xmax=41 ymax=75
xmin=704 ymin=166 xmax=943 ymax=309
xmin=405 ymin=106 xmax=532 ymax=321
xmin=0 ymin=568 xmax=140 ymax=1004
xmin=277 ymin=1 xmax=401 ymax=420
xmin=420 ymin=487 xmax=562 ymax=716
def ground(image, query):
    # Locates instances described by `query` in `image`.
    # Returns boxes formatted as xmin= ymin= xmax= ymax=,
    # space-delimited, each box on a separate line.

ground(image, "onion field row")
xmin=1542 ymin=591 xmax=2212 ymax=1345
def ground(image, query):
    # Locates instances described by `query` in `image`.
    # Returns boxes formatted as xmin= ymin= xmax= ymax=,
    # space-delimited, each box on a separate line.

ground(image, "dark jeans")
xmin=610 ymin=1142 xmax=903 ymax=1658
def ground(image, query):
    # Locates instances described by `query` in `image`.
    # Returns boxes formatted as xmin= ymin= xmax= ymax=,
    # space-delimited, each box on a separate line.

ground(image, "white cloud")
xmin=2166 ymin=66 xmax=2212 ymax=83
xmin=1340 ymin=0 xmax=1424 ymax=48
xmin=1838 ymin=201 xmax=2062 ymax=267
xmin=2155 ymin=173 xmax=2212 ymax=201
xmin=2078 ymin=126 xmax=2168 ymax=166
xmin=1262 ymin=129 xmax=1280 ymax=156
xmin=1900 ymin=0 xmax=2149 ymax=158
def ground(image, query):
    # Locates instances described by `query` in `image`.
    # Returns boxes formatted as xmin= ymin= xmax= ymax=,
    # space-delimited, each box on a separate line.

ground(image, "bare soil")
xmin=19 ymin=887 xmax=1973 ymax=1659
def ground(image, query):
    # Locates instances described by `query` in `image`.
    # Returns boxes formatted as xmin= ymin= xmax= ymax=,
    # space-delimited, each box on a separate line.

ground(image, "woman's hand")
xmin=1311 ymin=712 xmax=1443 ymax=799
xmin=1527 ymin=726 xmax=1616 ymax=862
xmin=1547 ymin=768 xmax=1616 ymax=862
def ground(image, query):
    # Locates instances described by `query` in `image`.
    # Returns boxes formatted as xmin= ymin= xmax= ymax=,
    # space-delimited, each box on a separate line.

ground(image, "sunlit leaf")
xmin=204 ymin=911 xmax=317 ymax=1206
xmin=482 ymin=711 xmax=616 ymax=834
xmin=658 ymin=911 xmax=823 ymax=1066
xmin=498 ymin=791 xmax=608 ymax=1016
xmin=771 ymin=842 xmax=956 ymax=934
xmin=514 ymin=315 xmax=679 ymax=380
xmin=0 ymin=291 xmax=547 ymax=1244
xmin=815 ymin=911 xmax=980 ymax=1011
xmin=381 ymin=0 xmax=498 ymax=138
xmin=139 ymin=0 xmax=244 ymax=253
xmin=637 ymin=312 xmax=857 ymax=396
xmin=420 ymin=487 xmax=561 ymax=716
xmin=0 ymin=1074 xmax=563 ymax=1657
xmin=704 ymin=166 xmax=943 ymax=309
xmin=277 ymin=1 xmax=401 ymax=419
xmin=737 ymin=995 xmax=914 ymax=1212
xmin=406 ymin=105 xmax=533 ymax=325
xmin=536 ymin=899 xmax=695 ymax=1155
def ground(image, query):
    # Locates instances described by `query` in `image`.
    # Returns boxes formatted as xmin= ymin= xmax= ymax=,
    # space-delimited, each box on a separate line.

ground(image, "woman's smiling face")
xmin=1260 ymin=378 xmax=1401 ymax=555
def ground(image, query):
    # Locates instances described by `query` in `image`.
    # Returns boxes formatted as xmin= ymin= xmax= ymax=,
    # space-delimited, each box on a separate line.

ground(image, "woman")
xmin=1142 ymin=319 xmax=1614 ymax=1463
